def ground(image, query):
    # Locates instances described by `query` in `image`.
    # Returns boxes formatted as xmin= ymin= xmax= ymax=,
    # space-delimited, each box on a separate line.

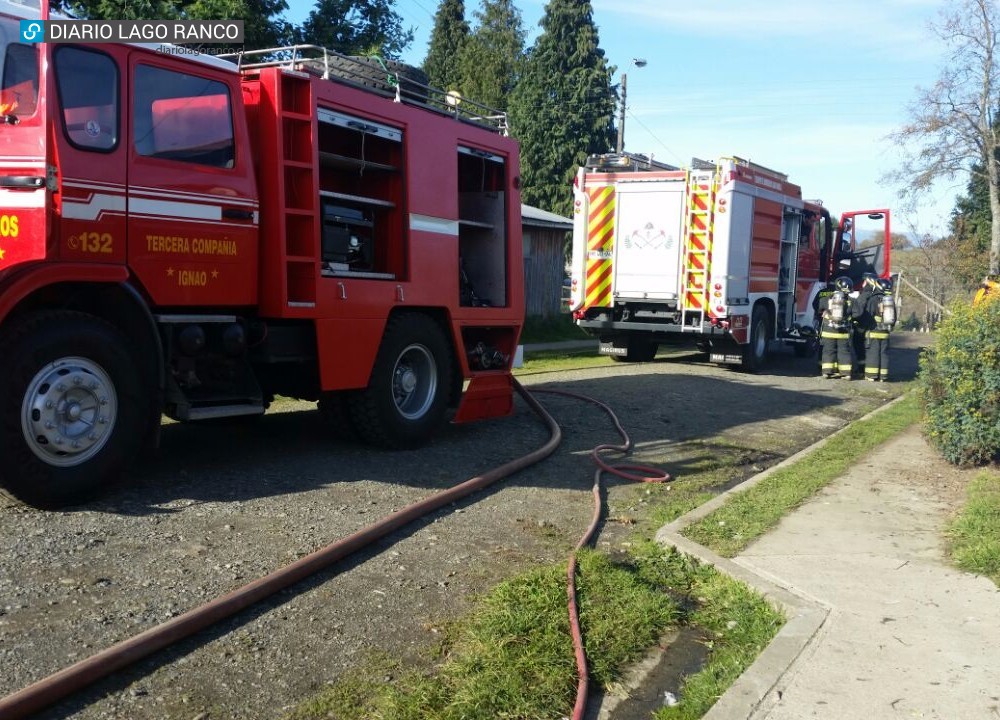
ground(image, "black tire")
xmin=318 ymin=390 xmax=358 ymax=441
xmin=793 ymin=338 xmax=818 ymax=358
xmin=348 ymin=313 xmax=452 ymax=449
xmin=610 ymin=338 xmax=657 ymax=363
xmin=740 ymin=306 xmax=771 ymax=372
xmin=322 ymin=56 xmax=429 ymax=101
xmin=0 ymin=311 xmax=148 ymax=508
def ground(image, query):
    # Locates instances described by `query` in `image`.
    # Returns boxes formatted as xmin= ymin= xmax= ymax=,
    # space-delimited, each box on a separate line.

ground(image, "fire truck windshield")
xmin=0 ymin=16 xmax=39 ymax=119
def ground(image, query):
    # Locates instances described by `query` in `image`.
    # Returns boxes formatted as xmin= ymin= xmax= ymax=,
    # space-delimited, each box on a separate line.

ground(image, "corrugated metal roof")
xmin=521 ymin=204 xmax=572 ymax=230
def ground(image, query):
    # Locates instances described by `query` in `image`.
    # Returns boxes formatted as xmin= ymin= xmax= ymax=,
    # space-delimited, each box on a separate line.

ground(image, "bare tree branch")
xmin=886 ymin=0 xmax=1000 ymax=273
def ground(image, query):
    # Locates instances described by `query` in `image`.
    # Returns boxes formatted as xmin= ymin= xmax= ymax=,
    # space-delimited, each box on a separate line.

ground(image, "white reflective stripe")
xmin=410 ymin=214 xmax=458 ymax=236
xmin=0 ymin=188 xmax=46 ymax=208
xmin=63 ymin=179 xmax=126 ymax=192
xmin=129 ymin=184 xmax=258 ymax=207
xmin=62 ymin=193 xmax=126 ymax=220
xmin=63 ymin=180 xmax=258 ymax=209
xmin=130 ymin=197 xmax=222 ymax=221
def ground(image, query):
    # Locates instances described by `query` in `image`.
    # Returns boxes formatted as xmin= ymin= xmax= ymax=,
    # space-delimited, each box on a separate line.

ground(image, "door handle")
xmin=222 ymin=207 xmax=254 ymax=221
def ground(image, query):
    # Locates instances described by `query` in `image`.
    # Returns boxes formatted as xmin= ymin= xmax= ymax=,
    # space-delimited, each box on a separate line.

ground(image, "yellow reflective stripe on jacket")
xmin=869 ymin=331 xmax=890 ymax=339
xmin=821 ymin=331 xmax=850 ymax=339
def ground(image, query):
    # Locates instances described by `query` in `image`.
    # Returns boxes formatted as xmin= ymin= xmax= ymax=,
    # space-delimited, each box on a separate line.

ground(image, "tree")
xmin=949 ymin=168 xmax=993 ymax=285
xmin=507 ymin=0 xmax=615 ymax=216
xmin=188 ymin=0 xmax=294 ymax=48
xmin=457 ymin=0 xmax=525 ymax=111
xmin=422 ymin=0 xmax=470 ymax=92
xmin=296 ymin=0 xmax=413 ymax=58
xmin=889 ymin=0 xmax=1000 ymax=275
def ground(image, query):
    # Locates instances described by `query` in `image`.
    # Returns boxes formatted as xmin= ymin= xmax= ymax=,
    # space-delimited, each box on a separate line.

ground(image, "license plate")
xmin=710 ymin=353 xmax=743 ymax=364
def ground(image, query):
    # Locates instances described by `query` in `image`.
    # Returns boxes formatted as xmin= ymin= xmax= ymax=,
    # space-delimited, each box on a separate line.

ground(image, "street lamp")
xmin=616 ymin=58 xmax=647 ymax=153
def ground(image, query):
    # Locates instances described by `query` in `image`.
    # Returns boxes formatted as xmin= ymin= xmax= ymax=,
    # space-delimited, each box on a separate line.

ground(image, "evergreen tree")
xmin=297 ymin=0 xmax=413 ymax=58
xmin=507 ymin=0 xmax=615 ymax=216
xmin=457 ymin=0 xmax=525 ymax=111
xmin=950 ymin=168 xmax=993 ymax=286
xmin=422 ymin=0 xmax=470 ymax=92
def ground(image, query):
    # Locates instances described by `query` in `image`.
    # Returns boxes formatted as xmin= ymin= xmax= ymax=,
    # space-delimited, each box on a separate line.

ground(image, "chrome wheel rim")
xmin=21 ymin=356 xmax=117 ymax=467
xmin=392 ymin=344 xmax=437 ymax=420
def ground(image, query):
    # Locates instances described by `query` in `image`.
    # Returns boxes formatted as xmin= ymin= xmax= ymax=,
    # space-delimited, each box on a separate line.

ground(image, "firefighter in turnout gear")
xmin=852 ymin=273 xmax=880 ymax=376
xmin=864 ymin=277 xmax=896 ymax=381
xmin=816 ymin=276 xmax=856 ymax=378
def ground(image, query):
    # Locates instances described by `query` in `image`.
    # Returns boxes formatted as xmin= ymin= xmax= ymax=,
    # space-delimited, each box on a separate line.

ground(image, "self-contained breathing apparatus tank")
xmin=828 ymin=291 xmax=846 ymax=324
xmin=879 ymin=293 xmax=896 ymax=326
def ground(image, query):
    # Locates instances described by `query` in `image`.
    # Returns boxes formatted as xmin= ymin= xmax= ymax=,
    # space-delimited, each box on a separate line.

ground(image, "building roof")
xmin=521 ymin=204 xmax=573 ymax=231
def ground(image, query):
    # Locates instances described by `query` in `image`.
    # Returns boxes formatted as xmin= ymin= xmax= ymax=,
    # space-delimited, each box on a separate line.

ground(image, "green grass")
xmin=286 ymin=550 xmax=679 ymax=720
xmin=649 ymin=546 xmax=784 ymax=720
xmin=514 ymin=350 xmax=611 ymax=375
xmin=948 ymin=470 xmax=1000 ymax=586
xmin=519 ymin=313 xmax=591 ymax=344
xmin=682 ymin=393 xmax=923 ymax=557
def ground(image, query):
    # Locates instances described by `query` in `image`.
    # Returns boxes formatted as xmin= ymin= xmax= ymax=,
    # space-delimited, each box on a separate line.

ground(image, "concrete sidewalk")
xmin=656 ymin=424 xmax=1000 ymax=720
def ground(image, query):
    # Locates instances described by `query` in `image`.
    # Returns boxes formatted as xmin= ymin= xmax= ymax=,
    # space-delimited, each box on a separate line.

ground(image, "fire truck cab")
xmin=0 ymin=2 xmax=524 ymax=507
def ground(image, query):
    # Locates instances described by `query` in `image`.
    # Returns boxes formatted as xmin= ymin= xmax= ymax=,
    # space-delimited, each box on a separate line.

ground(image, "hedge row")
xmin=919 ymin=297 xmax=1000 ymax=465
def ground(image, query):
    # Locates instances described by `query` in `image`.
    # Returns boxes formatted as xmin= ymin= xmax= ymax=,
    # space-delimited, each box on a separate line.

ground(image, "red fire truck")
xmin=0 ymin=2 xmax=524 ymax=506
xmin=568 ymin=154 xmax=890 ymax=369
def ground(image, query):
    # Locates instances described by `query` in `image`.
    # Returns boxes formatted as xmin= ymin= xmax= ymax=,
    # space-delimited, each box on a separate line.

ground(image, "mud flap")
xmin=453 ymin=374 xmax=514 ymax=423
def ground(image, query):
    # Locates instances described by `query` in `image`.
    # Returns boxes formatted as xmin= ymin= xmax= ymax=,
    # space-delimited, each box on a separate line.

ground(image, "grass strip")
xmin=682 ymin=392 xmax=922 ymax=558
xmin=286 ymin=549 xmax=679 ymax=720
xmin=948 ymin=470 xmax=1000 ymax=586
xmin=643 ymin=545 xmax=784 ymax=720
xmin=519 ymin=314 xmax=591 ymax=344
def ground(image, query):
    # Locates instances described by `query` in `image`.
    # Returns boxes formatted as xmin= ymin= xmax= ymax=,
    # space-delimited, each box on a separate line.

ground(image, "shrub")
xmin=919 ymin=298 xmax=1000 ymax=465
xmin=900 ymin=311 xmax=923 ymax=331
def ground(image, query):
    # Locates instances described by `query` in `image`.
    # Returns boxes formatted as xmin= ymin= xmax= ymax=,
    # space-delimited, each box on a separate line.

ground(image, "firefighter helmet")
xmin=876 ymin=277 xmax=892 ymax=293
xmin=862 ymin=272 xmax=878 ymax=288
xmin=834 ymin=276 xmax=853 ymax=293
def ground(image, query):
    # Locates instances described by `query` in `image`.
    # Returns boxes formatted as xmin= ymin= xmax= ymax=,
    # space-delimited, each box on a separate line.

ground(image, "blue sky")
xmin=286 ymin=0 xmax=958 ymax=238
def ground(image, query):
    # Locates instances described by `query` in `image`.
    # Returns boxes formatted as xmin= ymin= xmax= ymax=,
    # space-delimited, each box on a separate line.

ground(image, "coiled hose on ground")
xmin=0 ymin=379 xmax=670 ymax=720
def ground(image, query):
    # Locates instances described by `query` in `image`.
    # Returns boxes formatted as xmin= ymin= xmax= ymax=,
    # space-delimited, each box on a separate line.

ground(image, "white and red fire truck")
xmin=0 ymin=2 xmax=524 ymax=506
xmin=568 ymin=154 xmax=891 ymax=369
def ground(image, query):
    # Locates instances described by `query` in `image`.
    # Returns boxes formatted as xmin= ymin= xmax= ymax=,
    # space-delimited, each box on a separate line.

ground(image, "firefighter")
xmin=816 ymin=276 xmax=856 ymax=379
xmin=852 ymin=273 xmax=879 ymax=377
xmin=864 ymin=277 xmax=896 ymax=381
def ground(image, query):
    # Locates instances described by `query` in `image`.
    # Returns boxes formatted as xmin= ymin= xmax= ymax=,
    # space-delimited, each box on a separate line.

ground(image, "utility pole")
xmin=615 ymin=59 xmax=646 ymax=154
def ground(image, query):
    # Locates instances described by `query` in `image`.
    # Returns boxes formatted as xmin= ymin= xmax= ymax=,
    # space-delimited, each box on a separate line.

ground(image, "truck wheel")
xmin=794 ymin=338 xmax=818 ymax=358
xmin=348 ymin=313 xmax=452 ymax=449
xmin=610 ymin=338 xmax=657 ymax=363
xmin=0 ymin=311 xmax=147 ymax=508
xmin=740 ymin=306 xmax=771 ymax=372
xmin=318 ymin=390 xmax=358 ymax=441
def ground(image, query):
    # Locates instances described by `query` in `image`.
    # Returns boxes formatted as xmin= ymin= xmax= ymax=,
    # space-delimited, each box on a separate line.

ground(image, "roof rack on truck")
xmin=222 ymin=45 xmax=509 ymax=135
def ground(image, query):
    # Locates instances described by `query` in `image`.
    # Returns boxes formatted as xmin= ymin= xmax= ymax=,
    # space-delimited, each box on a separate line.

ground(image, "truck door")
xmin=612 ymin=180 xmax=686 ymax=301
xmin=127 ymin=55 xmax=258 ymax=307
xmin=51 ymin=44 xmax=128 ymax=267
xmin=836 ymin=209 xmax=891 ymax=285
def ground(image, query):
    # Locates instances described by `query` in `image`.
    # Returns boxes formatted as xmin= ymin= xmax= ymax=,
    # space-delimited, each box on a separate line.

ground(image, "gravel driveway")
xmin=0 ymin=333 xmax=931 ymax=720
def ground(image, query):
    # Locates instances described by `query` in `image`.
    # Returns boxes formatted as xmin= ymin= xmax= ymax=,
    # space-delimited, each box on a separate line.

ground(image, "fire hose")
xmin=0 ymin=380 xmax=669 ymax=720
